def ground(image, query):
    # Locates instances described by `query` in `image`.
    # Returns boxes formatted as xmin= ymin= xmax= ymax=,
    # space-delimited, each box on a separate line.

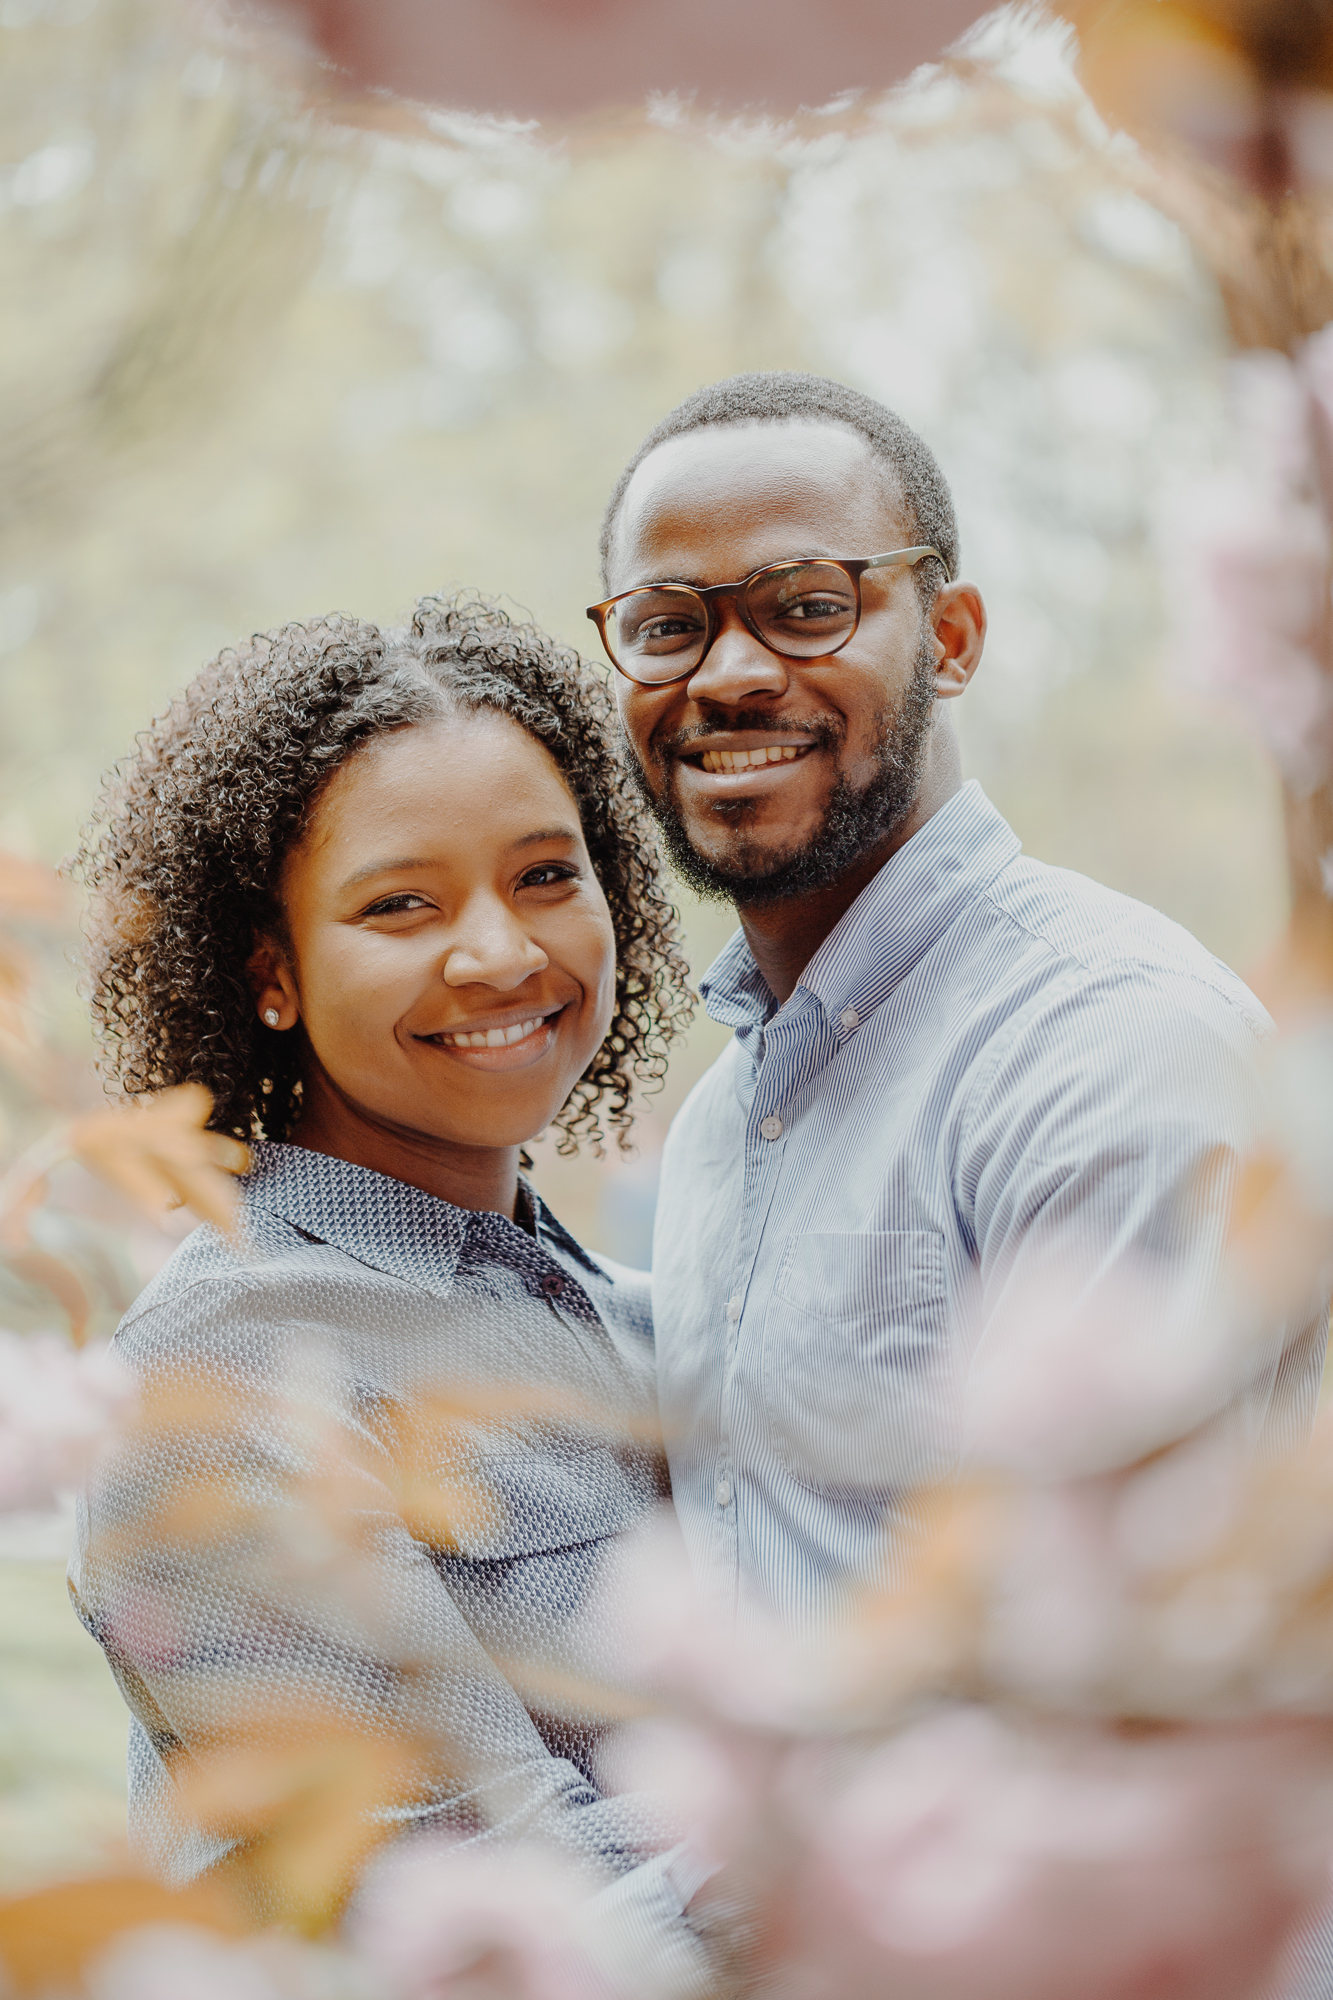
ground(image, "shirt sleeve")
xmin=954 ymin=965 xmax=1327 ymax=1471
xmin=69 ymin=1269 xmax=706 ymax=1979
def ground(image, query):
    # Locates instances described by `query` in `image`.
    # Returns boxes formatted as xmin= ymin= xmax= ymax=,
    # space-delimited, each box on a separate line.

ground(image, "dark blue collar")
xmin=240 ymin=1142 xmax=601 ymax=1294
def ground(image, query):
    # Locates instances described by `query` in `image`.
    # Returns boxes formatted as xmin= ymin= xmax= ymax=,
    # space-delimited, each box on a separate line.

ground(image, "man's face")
xmin=608 ymin=420 xmax=941 ymax=904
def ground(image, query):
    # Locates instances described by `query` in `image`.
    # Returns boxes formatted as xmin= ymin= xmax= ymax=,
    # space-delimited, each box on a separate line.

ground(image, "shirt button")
xmin=840 ymin=1007 xmax=860 ymax=1031
xmin=759 ymin=1115 xmax=784 ymax=1141
xmin=726 ymin=1296 xmax=742 ymax=1322
xmin=715 ymin=1475 xmax=732 ymax=1508
xmin=539 ymin=1273 xmax=566 ymax=1297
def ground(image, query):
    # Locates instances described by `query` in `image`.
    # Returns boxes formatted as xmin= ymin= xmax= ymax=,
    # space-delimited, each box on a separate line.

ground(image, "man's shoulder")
xmin=978 ymin=850 xmax=1270 ymax=1042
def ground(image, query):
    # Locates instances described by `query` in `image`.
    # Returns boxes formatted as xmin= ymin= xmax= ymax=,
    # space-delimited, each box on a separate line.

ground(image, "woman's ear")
xmin=247 ymin=934 xmax=299 ymax=1033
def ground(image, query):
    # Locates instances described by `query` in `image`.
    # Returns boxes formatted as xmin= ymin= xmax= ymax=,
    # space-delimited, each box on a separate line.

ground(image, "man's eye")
xmin=781 ymin=596 xmax=849 ymax=620
xmin=639 ymin=617 xmax=702 ymax=645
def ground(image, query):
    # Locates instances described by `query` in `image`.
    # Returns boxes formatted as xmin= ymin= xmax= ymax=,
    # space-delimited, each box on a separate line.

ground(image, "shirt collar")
xmin=240 ymin=1142 xmax=600 ymax=1293
xmin=698 ymin=782 xmax=1021 ymax=1035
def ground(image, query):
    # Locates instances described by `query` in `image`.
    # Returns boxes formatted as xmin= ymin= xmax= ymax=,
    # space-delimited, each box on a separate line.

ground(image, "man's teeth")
xmin=699 ymin=744 xmax=805 ymax=774
xmin=446 ymin=1016 xmax=547 ymax=1049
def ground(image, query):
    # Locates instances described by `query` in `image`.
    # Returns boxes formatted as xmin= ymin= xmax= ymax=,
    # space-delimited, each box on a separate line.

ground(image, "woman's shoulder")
xmin=114 ymin=1143 xmax=370 ymax=1358
xmin=582 ymin=1250 xmax=653 ymax=1347
xmin=112 ymin=1210 xmax=326 ymax=1379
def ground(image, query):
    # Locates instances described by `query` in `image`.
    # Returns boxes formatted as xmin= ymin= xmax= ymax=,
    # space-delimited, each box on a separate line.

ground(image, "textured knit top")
xmin=69 ymin=1142 xmax=701 ymax=1951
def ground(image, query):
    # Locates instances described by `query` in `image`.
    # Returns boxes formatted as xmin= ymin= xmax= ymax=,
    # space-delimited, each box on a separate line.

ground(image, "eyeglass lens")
xmin=605 ymin=561 xmax=858 ymax=684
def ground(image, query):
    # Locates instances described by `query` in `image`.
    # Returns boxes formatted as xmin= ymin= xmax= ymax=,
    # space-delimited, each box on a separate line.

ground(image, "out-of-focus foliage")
xmin=0 ymin=0 xmax=1288 ymax=939
xmin=0 ymin=0 xmax=1299 ymax=1250
xmin=5 ymin=4 xmax=1333 ymax=1996
xmin=1057 ymin=0 xmax=1333 ymax=204
xmin=0 ymin=846 xmax=248 ymax=1340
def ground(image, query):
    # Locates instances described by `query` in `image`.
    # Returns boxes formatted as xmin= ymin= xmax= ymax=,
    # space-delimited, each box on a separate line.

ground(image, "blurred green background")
xmin=0 ymin=0 xmax=1289 ymax=1891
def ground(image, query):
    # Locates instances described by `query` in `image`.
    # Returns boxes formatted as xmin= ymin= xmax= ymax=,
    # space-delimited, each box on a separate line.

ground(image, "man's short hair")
xmin=599 ymin=371 xmax=960 ymax=603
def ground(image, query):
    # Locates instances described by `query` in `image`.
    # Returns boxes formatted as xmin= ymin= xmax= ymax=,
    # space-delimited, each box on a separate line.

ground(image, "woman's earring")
xmin=263 ymin=1008 xmax=280 ymax=1028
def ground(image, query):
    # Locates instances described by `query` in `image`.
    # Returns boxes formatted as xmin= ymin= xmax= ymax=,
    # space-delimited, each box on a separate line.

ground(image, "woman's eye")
xmin=363 ymin=893 xmax=432 ymax=916
xmin=520 ymin=863 xmax=579 ymax=890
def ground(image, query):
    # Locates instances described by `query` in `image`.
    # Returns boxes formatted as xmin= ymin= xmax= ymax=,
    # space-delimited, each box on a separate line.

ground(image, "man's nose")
xmin=683 ymin=600 xmax=789 ymax=706
xmin=442 ymin=895 xmax=549 ymax=989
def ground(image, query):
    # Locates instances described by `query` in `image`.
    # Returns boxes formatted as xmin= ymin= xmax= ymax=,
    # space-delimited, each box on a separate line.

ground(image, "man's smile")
xmin=670 ymin=731 xmax=825 ymax=800
xmin=697 ymin=744 xmax=811 ymax=774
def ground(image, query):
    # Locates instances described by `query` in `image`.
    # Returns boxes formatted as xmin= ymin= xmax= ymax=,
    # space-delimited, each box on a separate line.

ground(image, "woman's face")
xmin=261 ymin=710 xmax=617 ymax=1172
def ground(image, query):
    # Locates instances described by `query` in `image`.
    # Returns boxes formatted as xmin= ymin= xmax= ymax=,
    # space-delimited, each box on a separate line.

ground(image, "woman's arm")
xmin=71 ymin=1274 xmax=691 ymax=1930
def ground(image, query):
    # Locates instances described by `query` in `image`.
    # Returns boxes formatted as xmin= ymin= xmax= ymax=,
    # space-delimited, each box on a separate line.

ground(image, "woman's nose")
xmin=441 ymin=897 xmax=549 ymax=989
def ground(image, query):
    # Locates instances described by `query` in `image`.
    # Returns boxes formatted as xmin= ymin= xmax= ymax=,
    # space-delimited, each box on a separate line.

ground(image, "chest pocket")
xmin=760 ymin=1230 xmax=954 ymax=1495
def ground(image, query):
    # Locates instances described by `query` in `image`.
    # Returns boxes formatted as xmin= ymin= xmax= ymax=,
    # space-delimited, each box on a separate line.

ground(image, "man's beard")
xmin=622 ymin=633 xmax=939 ymax=908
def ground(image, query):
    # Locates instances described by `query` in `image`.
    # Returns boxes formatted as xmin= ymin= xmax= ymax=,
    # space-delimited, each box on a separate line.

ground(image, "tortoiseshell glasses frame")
xmin=586 ymin=546 xmax=945 ymax=687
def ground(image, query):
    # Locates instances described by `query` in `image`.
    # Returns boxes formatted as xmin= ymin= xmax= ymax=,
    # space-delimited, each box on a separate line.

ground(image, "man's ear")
xmin=931 ymin=581 xmax=986 ymax=700
xmin=246 ymin=933 xmax=299 ymax=1033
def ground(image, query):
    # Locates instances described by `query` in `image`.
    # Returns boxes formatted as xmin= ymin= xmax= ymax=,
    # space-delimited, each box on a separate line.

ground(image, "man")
xmin=588 ymin=369 xmax=1327 ymax=1621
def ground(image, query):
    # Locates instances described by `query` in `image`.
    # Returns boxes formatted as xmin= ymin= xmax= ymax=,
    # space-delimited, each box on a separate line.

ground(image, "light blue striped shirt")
xmin=653 ymin=782 xmax=1326 ymax=1621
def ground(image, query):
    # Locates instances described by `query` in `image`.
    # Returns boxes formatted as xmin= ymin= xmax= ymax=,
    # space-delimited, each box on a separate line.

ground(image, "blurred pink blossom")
xmin=348 ymin=1841 xmax=607 ymax=2000
xmin=100 ymin=1582 xmax=185 ymax=1674
xmin=763 ymin=1709 xmax=1333 ymax=2000
xmin=88 ymin=1923 xmax=366 ymax=2000
xmin=598 ymin=1715 xmax=763 ymax=1877
xmin=0 ymin=1329 xmax=135 ymax=1511
xmin=598 ymin=1508 xmax=815 ymax=1728
xmin=963 ymin=1255 xmax=1257 ymax=1481
xmin=1163 ymin=338 xmax=1333 ymax=793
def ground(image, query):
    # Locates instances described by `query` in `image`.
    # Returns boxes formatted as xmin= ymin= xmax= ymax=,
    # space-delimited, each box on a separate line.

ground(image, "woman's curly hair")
xmin=78 ymin=591 xmax=694 ymax=1151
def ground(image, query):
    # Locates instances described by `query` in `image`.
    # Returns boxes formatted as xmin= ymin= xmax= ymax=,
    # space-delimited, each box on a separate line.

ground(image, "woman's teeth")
xmin=699 ymin=744 xmax=805 ymax=774
xmin=445 ymin=1015 xmax=547 ymax=1049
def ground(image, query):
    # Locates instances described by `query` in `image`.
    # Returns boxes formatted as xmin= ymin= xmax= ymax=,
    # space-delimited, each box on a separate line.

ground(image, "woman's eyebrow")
xmin=509 ymin=826 xmax=580 ymax=851
xmin=338 ymin=856 xmax=432 ymax=891
xmin=338 ymin=830 xmax=578 ymax=892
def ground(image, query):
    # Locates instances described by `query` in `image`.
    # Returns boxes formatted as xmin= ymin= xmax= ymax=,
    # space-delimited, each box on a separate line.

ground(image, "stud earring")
xmin=263 ymin=1008 xmax=280 ymax=1028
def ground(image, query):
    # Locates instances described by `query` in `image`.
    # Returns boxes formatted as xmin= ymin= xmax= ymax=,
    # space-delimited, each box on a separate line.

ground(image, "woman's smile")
xmin=418 ymin=1002 xmax=568 ymax=1066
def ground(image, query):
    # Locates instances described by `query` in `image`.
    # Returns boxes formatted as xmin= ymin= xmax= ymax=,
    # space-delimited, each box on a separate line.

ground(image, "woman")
xmin=69 ymin=593 xmax=706 ymax=1964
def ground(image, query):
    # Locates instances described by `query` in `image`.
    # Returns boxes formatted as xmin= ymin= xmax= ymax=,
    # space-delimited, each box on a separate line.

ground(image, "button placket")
xmin=714 ymin=1020 xmax=800 ymax=1584
xmin=717 ymin=1108 xmax=780 ymax=1520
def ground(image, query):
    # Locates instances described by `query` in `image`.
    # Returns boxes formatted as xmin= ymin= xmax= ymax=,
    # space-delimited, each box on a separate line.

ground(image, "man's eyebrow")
xmin=628 ymin=549 xmax=843 ymax=590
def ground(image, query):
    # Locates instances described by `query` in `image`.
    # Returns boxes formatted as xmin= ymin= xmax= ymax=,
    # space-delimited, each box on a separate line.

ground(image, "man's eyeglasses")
xmin=586 ymin=547 xmax=945 ymax=688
